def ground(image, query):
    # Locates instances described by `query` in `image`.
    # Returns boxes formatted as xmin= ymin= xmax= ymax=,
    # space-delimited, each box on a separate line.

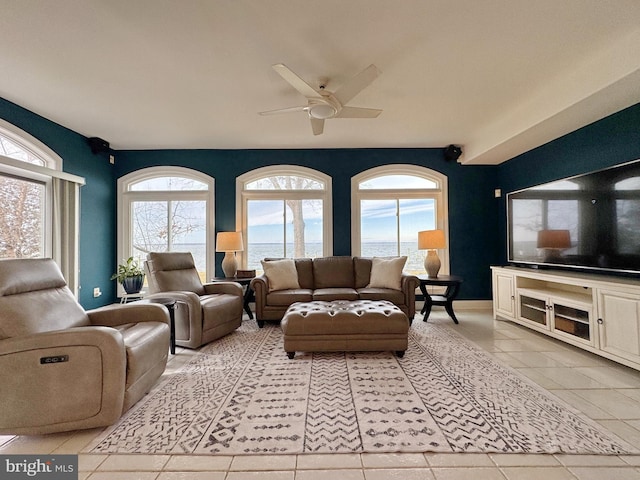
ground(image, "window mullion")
xmin=282 ymin=199 xmax=287 ymax=257
xmin=396 ymin=198 xmax=401 ymax=257
xmin=167 ymin=200 xmax=173 ymax=251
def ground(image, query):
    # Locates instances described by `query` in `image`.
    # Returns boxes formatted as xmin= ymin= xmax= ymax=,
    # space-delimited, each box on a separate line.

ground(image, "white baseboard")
xmin=418 ymin=300 xmax=492 ymax=311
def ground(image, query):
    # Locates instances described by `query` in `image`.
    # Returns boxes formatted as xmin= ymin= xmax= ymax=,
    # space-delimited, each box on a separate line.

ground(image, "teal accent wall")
xmin=2 ymin=94 xmax=639 ymax=307
xmin=114 ymin=149 xmax=498 ymax=300
xmin=0 ymin=98 xmax=116 ymax=308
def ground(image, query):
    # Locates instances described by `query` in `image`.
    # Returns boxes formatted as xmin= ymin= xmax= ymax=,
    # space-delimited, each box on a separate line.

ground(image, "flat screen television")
xmin=507 ymin=159 xmax=640 ymax=276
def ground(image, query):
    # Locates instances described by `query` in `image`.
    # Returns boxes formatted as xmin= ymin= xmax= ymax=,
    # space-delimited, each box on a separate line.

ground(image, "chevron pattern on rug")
xmin=86 ymin=320 xmax=638 ymax=455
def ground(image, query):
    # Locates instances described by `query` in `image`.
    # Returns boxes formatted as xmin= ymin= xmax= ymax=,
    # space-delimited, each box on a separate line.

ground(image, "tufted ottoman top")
xmin=281 ymin=299 xmax=409 ymax=336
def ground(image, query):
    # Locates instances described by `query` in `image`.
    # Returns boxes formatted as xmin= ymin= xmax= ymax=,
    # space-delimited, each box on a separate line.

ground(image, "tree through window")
xmin=118 ymin=168 xmax=214 ymax=280
xmin=238 ymin=166 xmax=332 ymax=272
xmin=0 ymin=127 xmax=53 ymax=259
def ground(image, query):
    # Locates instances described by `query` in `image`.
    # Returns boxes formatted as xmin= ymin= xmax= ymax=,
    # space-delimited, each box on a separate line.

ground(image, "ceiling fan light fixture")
xmin=308 ymin=104 xmax=337 ymax=119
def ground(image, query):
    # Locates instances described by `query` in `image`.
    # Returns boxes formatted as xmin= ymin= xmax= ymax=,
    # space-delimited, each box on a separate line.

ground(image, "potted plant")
xmin=111 ymin=256 xmax=145 ymax=294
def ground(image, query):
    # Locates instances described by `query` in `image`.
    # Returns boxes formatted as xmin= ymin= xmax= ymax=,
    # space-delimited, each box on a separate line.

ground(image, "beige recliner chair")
xmin=145 ymin=252 xmax=243 ymax=348
xmin=0 ymin=258 xmax=170 ymax=435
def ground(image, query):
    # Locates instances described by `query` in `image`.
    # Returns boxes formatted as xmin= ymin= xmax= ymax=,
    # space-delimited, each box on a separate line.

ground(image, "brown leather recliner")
xmin=0 ymin=258 xmax=170 ymax=435
xmin=145 ymin=252 xmax=243 ymax=348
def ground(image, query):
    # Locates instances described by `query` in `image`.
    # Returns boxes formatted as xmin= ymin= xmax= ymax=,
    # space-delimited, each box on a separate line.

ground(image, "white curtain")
xmin=52 ymin=177 xmax=82 ymax=296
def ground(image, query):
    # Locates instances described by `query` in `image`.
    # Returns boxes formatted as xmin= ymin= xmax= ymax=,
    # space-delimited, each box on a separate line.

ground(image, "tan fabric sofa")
xmin=145 ymin=252 xmax=243 ymax=348
xmin=0 ymin=258 xmax=170 ymax=435
xmin=250 ymin=256 xmax=419 ymax=327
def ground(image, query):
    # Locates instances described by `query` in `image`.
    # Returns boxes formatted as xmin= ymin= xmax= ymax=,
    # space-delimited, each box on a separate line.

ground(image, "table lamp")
xmin=216 ymin=231 xmax=244 ymax=278
xmin=537 ymin=229 xmax=571 ymax=262
xmin=418 ymin=229 xmax=446 ymax=278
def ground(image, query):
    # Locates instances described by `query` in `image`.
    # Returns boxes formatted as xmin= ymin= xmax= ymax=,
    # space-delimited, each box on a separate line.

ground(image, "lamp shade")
xmin=418 ymin=229 xmax=446 ymax=250
xmin=216 ymin=232 xmax=244 ymax=252
xmin=537 ymin=230 xmax=571 ymax=249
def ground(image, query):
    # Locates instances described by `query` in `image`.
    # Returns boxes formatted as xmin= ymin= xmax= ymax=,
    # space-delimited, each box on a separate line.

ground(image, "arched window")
xmin=236 ymin=166 xmax=332 ymax=271
xmin=352 ymin=165 xmax=448 ymax=275
xmin=0 ymin=118 xmax=83 ymax=294
xmin=117 ymin=167 xmax=214 ymax=282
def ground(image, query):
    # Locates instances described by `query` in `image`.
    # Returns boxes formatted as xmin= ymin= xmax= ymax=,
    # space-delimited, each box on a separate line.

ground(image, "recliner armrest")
xmin=0 ymin=327 xmax=127 ymax=435
xmin=87 ymin=302 xmax=169 ymax=328
xmin=203 ymin=281 xmax=243 ymax=297
xmin=144 ymin=291 xmax=203 ymax=346
xmin=0 ymin=326 xmax=126 ymax=356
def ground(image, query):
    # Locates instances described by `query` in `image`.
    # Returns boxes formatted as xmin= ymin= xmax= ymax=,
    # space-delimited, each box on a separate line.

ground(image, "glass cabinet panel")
xmin=519 ymin=295 xmax=547 ymax=326
xmin=553 ymin=303 xmax=590 ymax=341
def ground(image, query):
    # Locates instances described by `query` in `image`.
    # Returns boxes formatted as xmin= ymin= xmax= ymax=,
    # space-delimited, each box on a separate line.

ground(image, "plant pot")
xmin=122 ymin=274 xmax=145 ymax=294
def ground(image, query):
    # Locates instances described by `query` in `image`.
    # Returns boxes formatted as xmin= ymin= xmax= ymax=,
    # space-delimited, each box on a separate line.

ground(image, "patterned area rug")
xmin=86 ymin=319 xmax=637 ymax=455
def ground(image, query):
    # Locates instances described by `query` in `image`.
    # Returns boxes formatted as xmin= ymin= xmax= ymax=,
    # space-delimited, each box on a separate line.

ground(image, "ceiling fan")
xmin=259 ymin=63 xmax=382 ymax=135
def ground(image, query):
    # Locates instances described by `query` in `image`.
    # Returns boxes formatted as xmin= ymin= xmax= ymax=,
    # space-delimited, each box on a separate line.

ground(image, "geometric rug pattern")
xmin=86 ymin=319 xmax=638 ymax=455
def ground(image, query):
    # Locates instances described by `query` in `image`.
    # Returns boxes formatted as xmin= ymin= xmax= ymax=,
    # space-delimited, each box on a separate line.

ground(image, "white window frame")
xmin=351 ymin=164 xmax=449 ymax=274
xmin=0 ymin=119 xmax=61 ymax=259
xmin=0 ymin=118 xmax=84 ymax=294
xmin=236 ymin=165 xmax=333 ymax=268
xmin=117 ymin=166 xmax=215 ymax=280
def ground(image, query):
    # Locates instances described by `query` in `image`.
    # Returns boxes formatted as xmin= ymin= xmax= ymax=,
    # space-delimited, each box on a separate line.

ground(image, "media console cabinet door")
xmin=493 ymin=270 xmax=515 ymax=320
xmin=598 ymin=289 xmax=640 ymax=363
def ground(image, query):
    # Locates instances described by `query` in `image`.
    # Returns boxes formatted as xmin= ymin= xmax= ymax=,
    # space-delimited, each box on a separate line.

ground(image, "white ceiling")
xmin=1 ymin=0 xmax=639 ymax=164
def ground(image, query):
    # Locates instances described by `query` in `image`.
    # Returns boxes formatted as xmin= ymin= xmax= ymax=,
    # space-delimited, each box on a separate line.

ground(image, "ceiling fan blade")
xmin=335 ymin=106 xmax=382 ymax=118
xmin=333 ymin=64 xmax=381 ymax=105
xmin=258 ymin=105 xmax=307 ymax=116
xmin=272 ymin=64 xmax=320 ymax=99
xmin=310 ymin=118 xmax=324 ymax=135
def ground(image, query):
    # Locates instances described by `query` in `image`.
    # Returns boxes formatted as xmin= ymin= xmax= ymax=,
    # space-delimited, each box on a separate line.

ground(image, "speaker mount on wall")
xmin=87 ymin=137 xmax=110 ymax=154
xmin=443 ymin=144 xmax=462 ymax=162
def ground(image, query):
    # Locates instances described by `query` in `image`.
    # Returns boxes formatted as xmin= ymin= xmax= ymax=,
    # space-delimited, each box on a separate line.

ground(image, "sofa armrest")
xmin=401 ymin=274 xmax=420 ymax=318
xmin=203 ymin=281 xmax=243 ymax=297
xmin=250 ymin=275 xmax=269 ymax=319
xmin=400 ymin=274 xmax=420 ymax=298
xmin=0 ymin=327 xmax=126 ymax=434
xmin=87 ymin=302 xmax=169 ymax=328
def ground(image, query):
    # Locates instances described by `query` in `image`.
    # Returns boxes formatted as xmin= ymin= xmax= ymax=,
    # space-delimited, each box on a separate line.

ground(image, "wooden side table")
xmin=211 ymin=277 xmax=254 ymax=319
xmin=417 ymin=274 xmax=463 ymax=324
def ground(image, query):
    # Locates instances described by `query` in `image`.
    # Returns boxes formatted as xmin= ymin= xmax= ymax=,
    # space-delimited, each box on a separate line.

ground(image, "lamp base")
xmin=424 ymin=250 xmax=441 ymax=278
xmin=221 ymin=252 xmax=238 ymax=278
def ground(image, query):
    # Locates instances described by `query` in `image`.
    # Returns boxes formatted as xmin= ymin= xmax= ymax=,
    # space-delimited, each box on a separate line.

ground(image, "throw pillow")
xmin=367 ymin=256 xmax=407 ymax=290
xmin=261 ymin=259 xmax=301 ymax=292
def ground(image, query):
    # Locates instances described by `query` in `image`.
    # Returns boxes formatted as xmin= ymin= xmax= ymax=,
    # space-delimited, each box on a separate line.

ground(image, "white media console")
xmin=491 ymin=266 xmax=640 ymax=371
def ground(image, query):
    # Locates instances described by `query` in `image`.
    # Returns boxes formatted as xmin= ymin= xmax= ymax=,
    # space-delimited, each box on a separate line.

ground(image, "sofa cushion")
xmin=313 ymin=256 xmax=354 ymax=288
xmin=357 ymin=287 xmax=405 ymax=305
xmin=261 ymin=259 xmax=301 ymax=292
xmin=267 ymin=289 xmax=314 ymax=306
xmin=294 ymin=258 xmax=315 ymax=289
xmin=313 ymin=288 xmax=359 ymax=301
xmin=354 ymin=257 xmax=373 ymax=289
xmin=367 ymin=256 xmax=407 ymax=290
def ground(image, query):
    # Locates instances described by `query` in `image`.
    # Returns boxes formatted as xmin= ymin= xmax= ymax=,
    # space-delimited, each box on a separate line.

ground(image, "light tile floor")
xmin=2 ymin=308 xmax=640 ymax=479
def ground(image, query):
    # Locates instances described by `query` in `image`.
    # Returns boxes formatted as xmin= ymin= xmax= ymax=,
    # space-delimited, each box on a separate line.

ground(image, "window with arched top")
xmin=352 ymin=165 xmax=448 ymax=275
xmin=236 ymin=166 xmax=332 ymax=271
xmin=0 ymin=119 xmax=83 ymax=294
xmin=117 ymin=167 xmax=214 ymax=282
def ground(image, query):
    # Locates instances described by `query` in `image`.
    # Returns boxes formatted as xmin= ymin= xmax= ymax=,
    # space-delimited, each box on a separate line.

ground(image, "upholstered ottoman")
xmin=281 ymin=299 xmax=410 ymax=358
